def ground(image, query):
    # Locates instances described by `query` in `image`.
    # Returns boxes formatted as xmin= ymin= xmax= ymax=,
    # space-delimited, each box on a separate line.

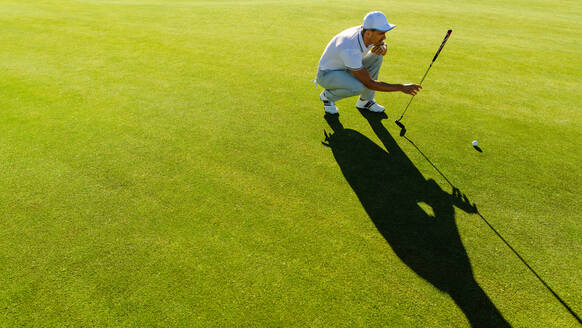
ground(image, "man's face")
xmin=371 ymin=30 xmax=387 ymax=45
xmin=365 ymin=30 xmax=387 ymax=46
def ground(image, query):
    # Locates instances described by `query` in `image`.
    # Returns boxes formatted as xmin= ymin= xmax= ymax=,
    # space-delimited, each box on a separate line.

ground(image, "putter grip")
xmin=432 ymin=29 xmax=452 ymax=62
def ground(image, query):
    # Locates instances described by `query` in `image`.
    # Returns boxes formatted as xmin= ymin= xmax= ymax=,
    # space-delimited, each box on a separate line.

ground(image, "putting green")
xmin=1 ymin=0 xmax=580 ymax=326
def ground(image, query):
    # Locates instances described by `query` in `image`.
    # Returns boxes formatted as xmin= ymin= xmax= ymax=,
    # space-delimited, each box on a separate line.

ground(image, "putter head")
xmin=395 ymin=120 xmax=407 ymax=137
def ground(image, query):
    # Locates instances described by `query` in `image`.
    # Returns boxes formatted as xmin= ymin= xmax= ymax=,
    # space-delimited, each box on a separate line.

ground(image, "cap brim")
xmin=379 ymin=23 xmax=397 ymax=32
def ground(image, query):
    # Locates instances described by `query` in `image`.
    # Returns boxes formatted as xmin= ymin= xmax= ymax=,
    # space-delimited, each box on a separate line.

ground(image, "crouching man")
xmin=316 ymin=11 xmax=422 ymax=114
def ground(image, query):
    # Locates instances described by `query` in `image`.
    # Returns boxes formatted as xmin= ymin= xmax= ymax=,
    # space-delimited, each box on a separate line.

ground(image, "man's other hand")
xmin=371 ymin=42 xmax=387 ymax=56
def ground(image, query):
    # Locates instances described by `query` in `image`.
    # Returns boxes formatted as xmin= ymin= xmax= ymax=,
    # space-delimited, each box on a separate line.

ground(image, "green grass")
xmin=1 ymin=0 xmax=581 ymax=326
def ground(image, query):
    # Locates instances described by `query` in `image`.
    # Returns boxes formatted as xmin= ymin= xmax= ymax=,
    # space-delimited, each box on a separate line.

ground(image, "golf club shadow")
xmin=322 ymin=111 xmax=511 ymax=328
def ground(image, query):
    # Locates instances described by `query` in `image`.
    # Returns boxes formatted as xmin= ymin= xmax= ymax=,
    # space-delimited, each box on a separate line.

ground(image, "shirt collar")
xmin=357 ymin=27 xmax=371 ymax=53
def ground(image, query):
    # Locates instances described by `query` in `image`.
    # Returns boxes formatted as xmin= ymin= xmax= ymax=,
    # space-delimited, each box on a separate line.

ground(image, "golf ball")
xmin=472 ymin=140 xmax=478 ymax=146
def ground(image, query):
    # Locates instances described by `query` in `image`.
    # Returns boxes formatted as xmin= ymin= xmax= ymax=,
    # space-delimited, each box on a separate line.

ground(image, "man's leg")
xmin=317 ymin=70 xmax=364 ymax=103
xmin=360 ymin=53 xmax=383 ymax=101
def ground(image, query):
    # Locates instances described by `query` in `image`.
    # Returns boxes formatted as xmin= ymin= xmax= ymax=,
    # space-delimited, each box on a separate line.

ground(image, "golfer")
xmin=316 ymin=11 xmax=422 ymax=114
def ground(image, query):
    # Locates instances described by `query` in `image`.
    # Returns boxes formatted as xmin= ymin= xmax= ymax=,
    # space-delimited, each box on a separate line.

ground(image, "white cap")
xmin=362 ymin=11 xmax=396 ymax=32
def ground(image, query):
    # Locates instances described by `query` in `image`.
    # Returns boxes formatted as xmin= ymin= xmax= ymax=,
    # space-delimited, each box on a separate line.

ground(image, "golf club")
xmin=395 ymin=29 xmax=453 ymax=133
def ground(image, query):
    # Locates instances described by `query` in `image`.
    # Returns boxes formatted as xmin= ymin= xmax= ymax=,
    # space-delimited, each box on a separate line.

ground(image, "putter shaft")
xmin=397 ymin=62 xmax=433 ymax=122
xmin=396 ymin=29 xmax=452 ymax=123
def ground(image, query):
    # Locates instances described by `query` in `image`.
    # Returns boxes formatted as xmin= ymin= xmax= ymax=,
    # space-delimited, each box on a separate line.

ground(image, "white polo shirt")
xmin=318 ymin=26 xmax=373 ymax=71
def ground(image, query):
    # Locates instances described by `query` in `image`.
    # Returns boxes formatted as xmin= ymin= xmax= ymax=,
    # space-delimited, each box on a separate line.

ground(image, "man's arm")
xmin=350 ymin=67 xmax=422 ymax=95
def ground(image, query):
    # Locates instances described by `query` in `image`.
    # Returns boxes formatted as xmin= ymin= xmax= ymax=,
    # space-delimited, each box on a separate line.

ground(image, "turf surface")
xmin=1 ymin=0 xmax=581 ymax=326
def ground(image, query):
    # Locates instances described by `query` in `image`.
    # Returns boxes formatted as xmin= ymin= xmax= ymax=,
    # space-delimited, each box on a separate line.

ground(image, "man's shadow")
xmin=322 ymin=112 xmax=511 ymax=327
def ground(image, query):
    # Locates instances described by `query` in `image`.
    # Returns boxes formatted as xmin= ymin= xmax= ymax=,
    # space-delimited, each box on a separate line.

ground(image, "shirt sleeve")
xmin=339 ymin=49 xmax=363 ymax=70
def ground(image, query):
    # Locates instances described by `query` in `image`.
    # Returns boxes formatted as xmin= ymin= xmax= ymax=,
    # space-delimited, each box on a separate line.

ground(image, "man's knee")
xmin=351 ymin=83 xmax=365 ymax=95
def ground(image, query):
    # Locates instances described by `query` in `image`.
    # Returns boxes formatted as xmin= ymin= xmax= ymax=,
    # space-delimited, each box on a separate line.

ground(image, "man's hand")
xmin=401 ymin=83 xmax=422 ymax=96
xmin=371 ymin=42 xmax=387 ymax=56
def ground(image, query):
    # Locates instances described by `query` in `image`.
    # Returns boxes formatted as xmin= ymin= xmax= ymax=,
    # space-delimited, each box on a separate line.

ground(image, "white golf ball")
xmin=472 ymin=140 xmax=478 ymax=146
